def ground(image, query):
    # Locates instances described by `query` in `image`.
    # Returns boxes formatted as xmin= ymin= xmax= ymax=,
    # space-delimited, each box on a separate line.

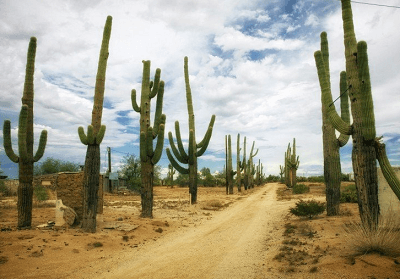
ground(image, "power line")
xmin=344 ymin=0 xmax=400 ymax=9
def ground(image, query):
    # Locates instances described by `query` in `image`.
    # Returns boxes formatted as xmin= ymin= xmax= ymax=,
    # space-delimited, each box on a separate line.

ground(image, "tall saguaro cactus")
xmin=236 ymin=133 xmax=244 ymax=192
xmin=131 ymin=60 xmax=166 ymax=218
xmin=167 ymin=56 xmax=216 ymax=204
xmin=78 ymin=16 xmax=112 ymax=232
xmin=167 ymin=164 xmax=176 ymax=187
xmin=315 ymin=32 xmax=350 ymax=216
xmin=3 ymin=37 xmax=47 ymax=229
xmin=246 ymin=140 xmax=258 ymax=189
xmin=315 ymin=0 xmax=400 ymax=229
xmin=225 ymin=135 xmax=236 ymax=194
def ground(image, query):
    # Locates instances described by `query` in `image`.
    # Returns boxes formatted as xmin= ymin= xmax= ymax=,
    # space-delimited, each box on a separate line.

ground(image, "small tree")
xmin=119 ymin=155 xmax=141 ymax=192
xmin=34 ymin=157 xmax=80 ymax=175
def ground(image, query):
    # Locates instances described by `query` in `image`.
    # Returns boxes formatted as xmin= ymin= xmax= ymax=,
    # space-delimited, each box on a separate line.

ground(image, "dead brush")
xmin=201 ymin=200 xmax=225 ymax=210
xmin=344 ymin=211 xmax=400 ymax=257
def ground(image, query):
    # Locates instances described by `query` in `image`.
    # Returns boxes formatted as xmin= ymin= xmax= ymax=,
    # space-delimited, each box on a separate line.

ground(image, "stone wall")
xmin=56 ymin=172 xmax=103 ymax=222
xmin=3 ymin=173 xmax=103 ymax=222
xmin=378 ymin=167 xmax=400 ymax=219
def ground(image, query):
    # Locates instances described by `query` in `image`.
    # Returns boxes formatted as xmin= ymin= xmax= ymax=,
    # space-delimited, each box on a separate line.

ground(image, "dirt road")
xmin=82 ymin=183 xmax=291 ymax=279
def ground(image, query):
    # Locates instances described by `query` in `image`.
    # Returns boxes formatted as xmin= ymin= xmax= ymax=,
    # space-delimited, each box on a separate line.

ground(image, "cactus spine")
xmin=315 ymin=32 xmax=350 ymax=216
xmin=166 ymin=57 xmax=215 ymax=204
xmin=315 ymin=0 xmax=400 ymax=229
xmin=131 ymin=60 xmax=166 ymax=218
xmin=3 ymin=37 xmax=47 ymax=228
xmin=225 ymin=135 xmax=236 ymax=194
xmin=78 ymin=16 xmax=111 ymax=232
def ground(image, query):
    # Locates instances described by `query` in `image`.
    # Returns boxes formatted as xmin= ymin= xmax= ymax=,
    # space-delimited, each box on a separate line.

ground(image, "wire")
xmin=345 ymin=0 xmax=400 ymax=9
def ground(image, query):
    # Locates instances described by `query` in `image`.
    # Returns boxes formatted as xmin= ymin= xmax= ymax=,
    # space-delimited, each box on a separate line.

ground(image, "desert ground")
xmin=1 ymin=182 xmax=399 ymax=279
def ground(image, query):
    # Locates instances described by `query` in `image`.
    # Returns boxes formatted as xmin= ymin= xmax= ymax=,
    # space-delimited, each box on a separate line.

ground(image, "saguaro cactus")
xmin=3 ymin=37 xmax=47 ymax=228
xmin=78 ymin=16 xmax=112 ymax=232
xmin=285 ymin=139 xmax=299 ymax=188
xmin=236 ymin=134 xmax=244 ymax=192
xmin=131 ymin=60 xmax=166 ymax=218
xmin=315 ymin=32 xmax=350 ymax=216
xmin=166 ymin=56 xmax=216 ymax=204
xmin=225 ymin=135 xmax=236 ymax=194
xmin=315 ymin=0 xmax=400 ymax=229
xmin=246 ymin=141 xmax=258 ymax=189
xmin=167 ymin=164 xmax=176 ymax=187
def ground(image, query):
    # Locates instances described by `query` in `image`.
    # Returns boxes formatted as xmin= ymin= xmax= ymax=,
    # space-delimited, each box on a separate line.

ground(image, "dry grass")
xmin=345 ymin=212 xmax=400 ymax=257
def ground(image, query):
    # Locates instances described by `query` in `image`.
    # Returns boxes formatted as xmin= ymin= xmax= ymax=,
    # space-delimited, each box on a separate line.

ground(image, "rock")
xmin=55 ymin=200 xmax=77 ymax=226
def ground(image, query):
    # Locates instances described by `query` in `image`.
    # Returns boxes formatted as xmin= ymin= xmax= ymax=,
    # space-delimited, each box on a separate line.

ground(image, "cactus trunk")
xmin=236 ymin=134 xmax=242 ymax=192
xmin=78 ymin=16 xmax=112 ymax=232
xmin=3 ymin=37 xmax=47 ymax=229
xmin=316 ymin=31 xmax=350 ymax=216
xmin=342 ymin=0 xmax=379 ymax=229
xmin=131 ymin=59 xmax=166 ymax=218
xmin=225 ymin=135 xmax=234 ymax=194
xmin=166 ymin=57 xmax=215 ymax=204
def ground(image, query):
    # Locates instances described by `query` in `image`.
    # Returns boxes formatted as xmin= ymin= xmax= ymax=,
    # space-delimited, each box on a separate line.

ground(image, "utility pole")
xmin=107 ymin=147 xmax=112 ymax=192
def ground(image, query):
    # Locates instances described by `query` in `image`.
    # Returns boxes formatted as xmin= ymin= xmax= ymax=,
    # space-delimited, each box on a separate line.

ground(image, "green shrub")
xmin=290 ymin=199 xmax=326 ymax=219
xmin=340 ymin=184 xmax=358 ymax=203
xmin=33 ymin=185 xmax=48 ymax=201
xmin=292 ymin=183 xmax=310 ymax=194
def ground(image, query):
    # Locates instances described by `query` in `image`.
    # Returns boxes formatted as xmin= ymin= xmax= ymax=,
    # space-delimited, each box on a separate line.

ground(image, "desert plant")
xmin=315 ymin=0 xmax=400 ymax=230
xmin=315 ymin=32 xmax=351 ymax=216
xmin=167 ymin=164 xmax=176 ymax=187
xmin=33 ymin=185 xmax=48 ymax=202
xmin=290 ymin=199 xmax=326 ymax=219
xmin=166 ymin=56 xmax=216 ymax=204
xmin=131 ymin=59 xmax=166 ymax=218
xmin=225 ymin=135 xmax=236 ymax=194
xmin=236 ymin=134 xmax=244 ymax=191
xmin=340 ymin=184 xmax=358 ymax=203
xmin=78 ymin=16 xmax=112 ymax=232
xmin=3 ymin=37 xmax=47 ymax=229
xmin=345 ymin=212 xmax=400 ymax=256
xmin=285 ymin=138 xmax=299 ymax=188
xmin=292 ymin=183 xmax=310 ymax=194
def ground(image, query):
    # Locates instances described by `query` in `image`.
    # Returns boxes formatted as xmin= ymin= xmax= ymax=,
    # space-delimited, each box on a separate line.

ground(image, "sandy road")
xmin=86 ymin=183 xmax=291 ymax=279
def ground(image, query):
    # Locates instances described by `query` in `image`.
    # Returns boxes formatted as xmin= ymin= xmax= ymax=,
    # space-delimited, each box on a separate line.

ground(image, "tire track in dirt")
xmin=87 ymin=183 xmax=292 ymax=279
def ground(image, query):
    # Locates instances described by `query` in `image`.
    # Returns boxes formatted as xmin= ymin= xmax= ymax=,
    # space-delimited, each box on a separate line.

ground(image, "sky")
xmin=1 ymin=0 xmax=400 ymax=179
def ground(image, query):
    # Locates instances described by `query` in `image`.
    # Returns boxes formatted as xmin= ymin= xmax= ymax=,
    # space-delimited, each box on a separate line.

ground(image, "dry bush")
xmin=345 ymin=211 xmax=400 ymax=257
xmin=201 ymin=200 xmax=225 ymax=210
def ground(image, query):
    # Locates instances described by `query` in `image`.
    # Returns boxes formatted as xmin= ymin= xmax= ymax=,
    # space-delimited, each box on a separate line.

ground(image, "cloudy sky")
xmin=1 ymin=0 xmax=400 ymax=179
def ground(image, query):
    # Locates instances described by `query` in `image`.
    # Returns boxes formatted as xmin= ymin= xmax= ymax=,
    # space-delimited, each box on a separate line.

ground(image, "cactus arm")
xmin=152 ymin=82 xmax=165 ymax=136
xmin=166 ymin=148 xmax=189 ymax=174
xmin=151 ymin=123 xmax=165 ymax=165
xmin=197 ymin=115 xmax=216 ymax=148
xmin=375 ymin=140 xmax=400 ymax=201
xmin=17 ymin=105 xmax=29 ymax=162
xmin=146 ymin=127 xmax=154 ymax=157
xmin=140 ymin=132 xmax=147 ymax=162
xmin=168 ymin=131 xmax=187 ymax=164
xmin=87 ymin=125 xmax=95 ymax=144
xmin=78 ymin=126 xmax=88 ymax=145
xmin=188 ymin=129 xmax=194 ymax=165
xmin=337 ymin=71 xmax=351 ymax=147
xmin=149 ymin=68 xmax=161 ymax=99
xmin=91 ymin=15 xmax=111 ymax=134
xmin=131 ymin=89 xmax=141 ymax=113
xmin=357 ymin=41 xmax=376 ymax=141
xmin=33 ymin=129 xmax=47 ymax=162
xmin=3 ymin=120 xmax=19 ymax=163
xmin=195 ymin=126 xmax=213 ymax=157
xmin=95 ymin=125 xmax=106 ymax=144
xmin=314 ymin=50 xmax=352 ymax=135
xmin=174 ymin=121 xmax=189 ymax=161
